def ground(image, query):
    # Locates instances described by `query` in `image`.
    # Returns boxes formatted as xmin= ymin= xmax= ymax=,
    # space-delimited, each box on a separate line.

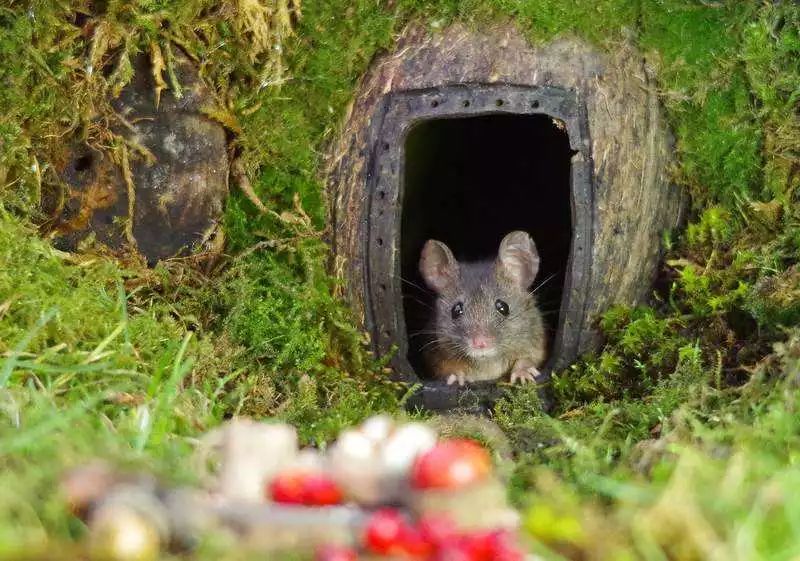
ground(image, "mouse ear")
xmin=496 ymin=231 xmax=539 ymax=289
xmin=419 ymin=240 xmax=459 ymax=293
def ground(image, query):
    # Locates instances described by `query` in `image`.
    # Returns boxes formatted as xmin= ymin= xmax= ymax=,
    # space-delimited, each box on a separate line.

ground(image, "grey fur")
xmin=419 ymin=231 xmax=547 ymax=385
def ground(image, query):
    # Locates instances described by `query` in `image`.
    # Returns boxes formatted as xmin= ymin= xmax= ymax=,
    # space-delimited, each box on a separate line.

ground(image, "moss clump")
xmin=640 ymin=1 xmax=764 ymax=206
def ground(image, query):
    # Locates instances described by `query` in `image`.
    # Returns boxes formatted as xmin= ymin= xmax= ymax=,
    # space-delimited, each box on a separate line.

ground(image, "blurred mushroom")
xmin=195 ymin=418 xmax=298 ymax=502
xmin=410 ymin=478 xmax=520 ymax=531
xmin=328 ymin=416 xmax=437 ymax=506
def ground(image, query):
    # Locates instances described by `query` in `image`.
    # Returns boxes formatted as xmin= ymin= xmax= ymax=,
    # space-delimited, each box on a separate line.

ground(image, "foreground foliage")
xmin=0 ymin=0 xmax=798 ymax=559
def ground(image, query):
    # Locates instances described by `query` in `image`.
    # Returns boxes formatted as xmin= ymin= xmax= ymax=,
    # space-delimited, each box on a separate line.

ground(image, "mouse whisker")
xmin=408 ymin=329 xmax=443 ymax=339
xmin=533 ymin=307 xmax=589 ymax=318
xmin=528 ymin=272 xmax=560 ymax=296
xmin=436 ymin=338 xmax=466 ymax=356
xmin=400 ymin=277 xmax=432 ymax=294
xmin=538 ymin=309 xmax=563 ymax=317
xmin=402 ymin=295 xmax=435 ymax=311
xmin=418 ymin=337 xmax=454 ymax=352
xmin=503 ymin=307 xmax=536 ymax=323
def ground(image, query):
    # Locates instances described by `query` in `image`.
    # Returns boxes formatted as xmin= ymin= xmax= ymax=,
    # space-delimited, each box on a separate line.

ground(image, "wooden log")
xmin=325 ymin=23 xmax=685 ymax=392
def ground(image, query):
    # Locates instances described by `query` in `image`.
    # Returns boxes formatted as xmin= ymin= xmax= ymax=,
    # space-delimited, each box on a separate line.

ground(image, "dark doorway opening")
xmin=400 ymin=114 xmax=574 ymax=379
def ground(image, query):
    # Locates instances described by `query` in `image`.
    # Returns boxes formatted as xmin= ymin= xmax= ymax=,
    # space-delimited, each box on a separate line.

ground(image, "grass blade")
xmin=0 ymin=308 xmax=57 ymax=388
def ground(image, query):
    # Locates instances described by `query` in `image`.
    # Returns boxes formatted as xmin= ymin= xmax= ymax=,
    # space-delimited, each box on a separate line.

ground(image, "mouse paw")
xmin=510 ymin=367 xmax=539 ymax=385
xmin=446 ymin=372 xmax=467 ymax=386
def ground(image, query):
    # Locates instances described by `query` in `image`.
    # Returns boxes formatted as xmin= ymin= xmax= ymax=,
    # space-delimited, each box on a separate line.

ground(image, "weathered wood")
xmin=325 ymin=23 xmax=685 ymax=379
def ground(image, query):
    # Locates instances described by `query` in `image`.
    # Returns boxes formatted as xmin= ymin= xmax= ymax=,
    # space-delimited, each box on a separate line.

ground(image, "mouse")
xmin=418 ymin=230 xmax=547 ymax=386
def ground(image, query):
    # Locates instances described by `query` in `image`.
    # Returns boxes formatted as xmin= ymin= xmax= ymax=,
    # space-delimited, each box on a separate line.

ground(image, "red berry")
xmin=411 ymin=439 xmax=491 ymax=490
xmin=268 ymin=472 xmax=343 ymax=506
xmin=397 ymin=524 xmax=434 ymax=557
xmin=315 ymin=544 xmax=358 ymax=561
xmin=460 ymin=532 xmax=493 ymax=561
xmin=363 ymin=508 xmax=406 ymax=555
xmin=429 ymin=542 xmax=474 ymax=561
xmin=417 ymin=514 xmax=459 ymax=546
xmin=303 ymin=474 xmax=343 ymax=506
xmin=491 ymin=536 xmax=525 ymax=561
xmin=268 ymin=472 xmax=307 ymax=504
xmin=462 ymin=530 xmax=523 ymax=561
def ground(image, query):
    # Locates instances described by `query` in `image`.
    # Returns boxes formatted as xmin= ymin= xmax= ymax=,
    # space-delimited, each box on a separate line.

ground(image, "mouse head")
xmin=419 ymin=231 xmax=540 ymax=360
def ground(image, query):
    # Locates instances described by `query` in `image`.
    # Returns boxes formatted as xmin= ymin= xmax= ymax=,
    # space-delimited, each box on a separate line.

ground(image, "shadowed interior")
xmin=400 ymin=114 xmax=574 ymax=379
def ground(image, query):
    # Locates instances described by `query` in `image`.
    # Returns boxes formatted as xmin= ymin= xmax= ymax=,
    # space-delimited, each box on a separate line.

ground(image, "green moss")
xmin=685 ymin=206 xmax=737 ymax=247
xmin=640 ymin=1 xmax=764 ymax=206
xmin=225 ymin=1 xmax=398 ymax=242
xmin=741 ymin=5 xmax=800 ymax=202
xmin=674 ymin=81 xmax=763 ymax=204
xmin=495 ymin=0 xmax=638 ymax=44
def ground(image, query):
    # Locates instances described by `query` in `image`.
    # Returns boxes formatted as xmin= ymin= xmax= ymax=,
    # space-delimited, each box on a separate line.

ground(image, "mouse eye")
xmin=495 ymin=299 xmax=510 ymax=316
xmin=451 ymin=302 xmax=464 ymax=320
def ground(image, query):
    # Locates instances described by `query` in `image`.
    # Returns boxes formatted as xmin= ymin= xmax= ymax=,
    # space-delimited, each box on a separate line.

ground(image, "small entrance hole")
xmin=73 ymin=154 xmax=94 ymax=172
xmin=400 ymin=114 xmax=573 ymax=379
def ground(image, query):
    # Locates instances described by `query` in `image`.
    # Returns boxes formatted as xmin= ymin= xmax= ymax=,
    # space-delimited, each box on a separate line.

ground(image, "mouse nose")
xmin=469 ymin=334 xmax=494 ymax=350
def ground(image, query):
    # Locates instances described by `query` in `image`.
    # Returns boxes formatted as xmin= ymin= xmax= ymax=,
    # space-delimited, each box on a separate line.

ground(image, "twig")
xmin=120 ymin=145 xmax=138 ymax=250
xmin=230 ymin=157 xmax=269 ymax=213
